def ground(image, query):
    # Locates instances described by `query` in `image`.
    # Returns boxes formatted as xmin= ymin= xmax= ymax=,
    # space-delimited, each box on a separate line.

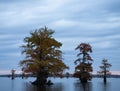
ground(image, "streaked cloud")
xmin=0 ymin=0 xmax=120 ymax=73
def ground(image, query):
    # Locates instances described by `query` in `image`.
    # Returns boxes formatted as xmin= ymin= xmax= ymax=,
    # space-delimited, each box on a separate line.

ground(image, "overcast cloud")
xmin=0 ymin=0 xmax=120 ymax=73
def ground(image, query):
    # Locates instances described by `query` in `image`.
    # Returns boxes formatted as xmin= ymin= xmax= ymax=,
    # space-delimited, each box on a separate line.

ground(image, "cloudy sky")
xmin=0 ymin=0 xmax=120 ymax=73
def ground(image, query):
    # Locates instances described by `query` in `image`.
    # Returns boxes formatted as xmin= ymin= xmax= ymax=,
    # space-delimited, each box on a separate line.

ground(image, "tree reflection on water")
xmin=99 ymin=82 xmax=111 ymax=91
xmin=23 ymin=81 xmax=93 ymax=91
xmin=74 ymin=81 xmax=92 ymax=91
xmin=23 ymin=82 xmax=64 ymax=91
xmin=23 ymin=79 xmax=110 ymax=91
xmin=0 ymin=78 xmax=119 ymax=91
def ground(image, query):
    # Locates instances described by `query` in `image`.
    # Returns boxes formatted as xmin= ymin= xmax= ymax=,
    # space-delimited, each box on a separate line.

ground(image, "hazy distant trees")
xmin=97 ymin=59 xmax=112 ymax=83
xmin=19 ymin=27 xmax=68 ymax=85
xmin=73 ymin=43 xmax=93 ymax=83
xmin=11 ymin=69 xmax=15 ymax=80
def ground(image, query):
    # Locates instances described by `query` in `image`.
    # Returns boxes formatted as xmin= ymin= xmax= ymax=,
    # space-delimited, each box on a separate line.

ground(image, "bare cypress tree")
xmin=97 ymin=59 xmax=112 ymax=83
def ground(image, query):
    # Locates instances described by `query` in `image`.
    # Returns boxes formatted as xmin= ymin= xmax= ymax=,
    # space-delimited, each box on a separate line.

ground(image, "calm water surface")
xmin=0 ymin=77 xmax=120 ymax=91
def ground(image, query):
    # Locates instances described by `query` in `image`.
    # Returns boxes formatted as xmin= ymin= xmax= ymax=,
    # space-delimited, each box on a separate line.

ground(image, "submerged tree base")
xmin=31 ymin=79 xmax=53 ymax=86
xmin=80 ymin=78 xmax=88 ymax=83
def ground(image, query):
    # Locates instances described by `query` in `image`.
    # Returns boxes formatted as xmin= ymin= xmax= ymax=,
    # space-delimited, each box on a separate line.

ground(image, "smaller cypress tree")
xmin=97 ymin=59 xmax=112 ymax=83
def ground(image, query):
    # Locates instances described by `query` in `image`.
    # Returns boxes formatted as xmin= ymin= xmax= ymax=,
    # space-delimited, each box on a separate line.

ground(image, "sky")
xmin=0 ymin=0 xmax=120 ymax=74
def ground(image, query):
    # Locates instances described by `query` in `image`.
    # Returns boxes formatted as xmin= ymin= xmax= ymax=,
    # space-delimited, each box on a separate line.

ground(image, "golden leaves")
xmin=20 ymin=27 xmax=68 ymax=75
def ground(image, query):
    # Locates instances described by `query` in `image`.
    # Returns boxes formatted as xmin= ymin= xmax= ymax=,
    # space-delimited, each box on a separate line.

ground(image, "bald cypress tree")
xmin=20 ymin=27 xmax=68 ymax=85
xmin=97 ymin=59 xmax=112 ymax=83
xmin=73 ymin=43 xmax=93 ymax=83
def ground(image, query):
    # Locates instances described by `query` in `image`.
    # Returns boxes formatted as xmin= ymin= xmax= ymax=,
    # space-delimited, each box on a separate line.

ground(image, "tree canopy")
xmin=98 ymin=59 xmax=112 ymax=74
xmin=20 ymin=27 xmax=68 ymax=77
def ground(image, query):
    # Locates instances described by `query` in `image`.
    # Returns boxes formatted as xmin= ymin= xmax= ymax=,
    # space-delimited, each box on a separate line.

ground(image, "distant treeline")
xmin=0 ymin=74 xmax=120 ymax=78
xmin=92 ymin=74 xmax=120 ymax=78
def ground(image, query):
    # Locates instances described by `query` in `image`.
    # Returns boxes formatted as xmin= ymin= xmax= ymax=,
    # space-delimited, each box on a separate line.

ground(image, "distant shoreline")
xmin=0 ymin=74 xmax=120 ymax=78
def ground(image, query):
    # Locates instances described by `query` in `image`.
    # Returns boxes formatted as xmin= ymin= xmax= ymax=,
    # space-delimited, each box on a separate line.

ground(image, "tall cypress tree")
xmin=20 ymin=27 xmax=68 ymax=85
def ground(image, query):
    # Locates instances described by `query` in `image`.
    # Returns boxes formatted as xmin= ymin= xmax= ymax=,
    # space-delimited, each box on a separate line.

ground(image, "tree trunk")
xmin=104 ymin=69 xmax=107 ymax=83
xmin=80 ymin=77 xmax=87 ymax=83
xmin=79 ymin=72 xmax=88 ymax=83
xmin=103 ymin=75 xmax=106 ymax=83
xmin=32 ymin=71 xmax=48 ymax=86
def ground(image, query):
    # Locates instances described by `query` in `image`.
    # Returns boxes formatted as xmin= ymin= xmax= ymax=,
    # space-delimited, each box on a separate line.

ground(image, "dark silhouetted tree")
xmin=97 ymin=59 xmax=112 ymax=83
xmin=11 ymin=69 xmax=15 ymax=80
xmin=73 ymin=43 xmax=93 ymax=83
xmin=20 ymin=27 xmax=68 ymax=85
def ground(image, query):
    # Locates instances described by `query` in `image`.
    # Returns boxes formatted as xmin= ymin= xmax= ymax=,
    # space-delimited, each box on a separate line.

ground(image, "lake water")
xmin=0 ymin=77 xmax=120 ymax=91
